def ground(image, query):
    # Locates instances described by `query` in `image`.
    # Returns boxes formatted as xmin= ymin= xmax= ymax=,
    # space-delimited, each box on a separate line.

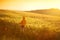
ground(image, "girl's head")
xmin=23 ymin=16 xmax=25 ymax=20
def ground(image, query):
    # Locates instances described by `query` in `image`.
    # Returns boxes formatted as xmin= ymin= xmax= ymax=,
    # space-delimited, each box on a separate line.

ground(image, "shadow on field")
xmin=0 ymin=19 xmax=60 ymax=40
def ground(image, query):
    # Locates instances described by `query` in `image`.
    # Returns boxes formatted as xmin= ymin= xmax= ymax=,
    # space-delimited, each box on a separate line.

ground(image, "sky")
xmin=0 ymin=0 xmax=60 ymax=11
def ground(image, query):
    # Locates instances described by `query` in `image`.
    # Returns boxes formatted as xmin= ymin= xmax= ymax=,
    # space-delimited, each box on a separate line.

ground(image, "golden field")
xmin=0 ymin=9 xmax=60 ymax=40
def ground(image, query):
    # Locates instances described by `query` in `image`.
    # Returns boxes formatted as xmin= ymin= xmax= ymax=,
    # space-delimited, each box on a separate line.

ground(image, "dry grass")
xmin=0 ymin=10 xmax=60 ymax=40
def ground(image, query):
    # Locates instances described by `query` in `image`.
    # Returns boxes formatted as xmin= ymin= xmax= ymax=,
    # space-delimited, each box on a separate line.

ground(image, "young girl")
xmin=20 ymin=16 xmax=26 ymax=28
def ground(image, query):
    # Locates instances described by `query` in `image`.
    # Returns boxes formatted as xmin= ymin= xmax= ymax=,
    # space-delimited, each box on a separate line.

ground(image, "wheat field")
xmin=0 ymin=10 xmax=60 ymax=40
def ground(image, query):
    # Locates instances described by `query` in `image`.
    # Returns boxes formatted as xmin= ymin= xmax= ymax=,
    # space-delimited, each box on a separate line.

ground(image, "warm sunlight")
xmin=0 ymin=0 xmax=60 ymax=11
xmin=0 ymin=0 xmax=60 ymax=40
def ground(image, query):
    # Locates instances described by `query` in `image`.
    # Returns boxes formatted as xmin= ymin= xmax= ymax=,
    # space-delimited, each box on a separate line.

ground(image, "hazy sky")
xmin=0 ymin=0 xmax=60 ymax=11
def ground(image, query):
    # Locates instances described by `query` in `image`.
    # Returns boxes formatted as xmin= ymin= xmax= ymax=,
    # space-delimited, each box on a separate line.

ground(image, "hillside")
xmin=27 ymin=8 xmax=60 ymax=16
xmin=0 ymin=9 xmax=60 ymax=40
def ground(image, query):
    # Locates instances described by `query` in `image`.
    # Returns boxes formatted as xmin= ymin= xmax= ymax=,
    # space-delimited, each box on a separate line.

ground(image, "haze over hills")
xmin=27 ymin=8 xmax=60 ymax=16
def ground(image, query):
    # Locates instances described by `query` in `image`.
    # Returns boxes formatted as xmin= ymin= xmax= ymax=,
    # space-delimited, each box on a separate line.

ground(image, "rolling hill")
xmin=27 ymin=8 xmax=60 ymax=16
xmin=0 ymin=9 xmax=60 ymax=40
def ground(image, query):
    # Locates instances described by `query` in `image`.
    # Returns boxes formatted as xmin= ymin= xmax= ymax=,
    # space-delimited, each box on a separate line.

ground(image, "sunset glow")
xmin=0 ymin=0 xmax=60 ymax=11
